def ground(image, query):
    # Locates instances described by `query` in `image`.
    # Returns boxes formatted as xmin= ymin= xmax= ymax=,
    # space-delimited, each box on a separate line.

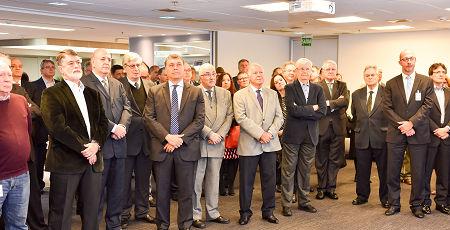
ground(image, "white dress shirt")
xmin=42 ymin=77 xmax=56 ymax=88
xmin=366 ymin=84 xmax=379 ymax=112
xmin=66 ymin=80 xmax=91 ymax=139
xmin=434 ymin=86 xmax=445 ymax=124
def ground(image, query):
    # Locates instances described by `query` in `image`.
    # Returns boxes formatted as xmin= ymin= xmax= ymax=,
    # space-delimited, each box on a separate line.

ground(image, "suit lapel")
xmin=180 ymin=83 xmax=191 ymax=113
xmin=445 ymin=88 xmax=450 ymax=113
xmin=123 ymin=78 xmax=142 ymax=115
xmin=431 ymin=90 xmax=441 ymax=113
xmin=262 ymin=88 xmax=270 ymax=117
xmin=331 ymin=81 xmax=338 ymax=99
xmin=90 ymin=75 xmax=110 ymax=100
xmin=248 ymin=87 xmax=263 ymax=114
xmin=359 ymin=87 xmax=368 ymax=116
xmin=370 ymin=86 xmax=382 ymax=116
xmin=61 ymin=81 xmax=87 ymax=131
xmin=321 ymin=80 xmax=332 ymax=100
xmin=395 ymin=75 xmax=407 ymax=105
xmin=408 ymin=75 xmax=420 ymax=105
xmin=294 ymin=81 xmax=307 ymax=104
xmin=162 ymin=83 xmax=171 ymax=112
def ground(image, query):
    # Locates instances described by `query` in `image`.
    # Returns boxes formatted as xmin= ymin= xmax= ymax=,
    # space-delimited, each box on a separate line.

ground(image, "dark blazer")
xmin=12 ymin=84 xmax=41 ymax=119
xmin=119 ymin=77 xmax=153 ymax=156
xmin=351 ymin=85 xmax=388 ymax=149
xmin=283 ymin=81 xmax=327 ymax=146
xmin=81 ymin=73 xmax=131 ymax=159
xmin=428 ymin=87 xmax=450 ymax=146
xmin=383 ymin=73 xmax=433 ymax=144
xmin=24 ymin=78 xmax=59 ymax=144
xmin=40 ymin=80 xmax=109 ymax=173
xmin=143 ymin=81 xmax=205 ymax=162
xmin=318 ymin=80 xmax=350 ymax=135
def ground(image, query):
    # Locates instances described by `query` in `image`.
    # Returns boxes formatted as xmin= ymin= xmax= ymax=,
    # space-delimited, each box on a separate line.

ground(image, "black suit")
xmin=24 ymin=78 xmax=59 ymax=190
xmin=143 ymin=81 xmax=205 ymax=229
xmin=41 ymin=80 xmax=109 ymax=230
xmin=119 ymin=77 xmax=154 ymax=221
xmin=351 ymin=85 xmax=388 ymax=204
xmin=281 ymin=81 xmax=326 ymax=207
xmin=81 ymin=73 xmax=131 ymax=229
xmin=383 ymin=73 xmax=433 ymax=208
xmin=424 ymin=87 xmax=450 ymax=206
xmin=316 ymin=80 xmax=349 ymax=193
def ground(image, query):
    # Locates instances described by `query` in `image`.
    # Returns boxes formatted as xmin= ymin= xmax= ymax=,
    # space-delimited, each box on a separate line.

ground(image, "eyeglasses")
xmin=201 ymin=72 xmax=216 ymax=77
xmin=125 ymin=63 xmax=141 ymax=69
xmin=433 ymin=70 xmax=446 ymax=74
xmin=400 ymin=57 xmax=416 ymax=62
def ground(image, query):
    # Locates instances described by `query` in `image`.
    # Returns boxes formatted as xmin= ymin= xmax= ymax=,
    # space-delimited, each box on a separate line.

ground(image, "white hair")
xmin=122 ymin=52 xmax=143 ymax=65
xmin=198 ymin=63 xmax=215 ymax=76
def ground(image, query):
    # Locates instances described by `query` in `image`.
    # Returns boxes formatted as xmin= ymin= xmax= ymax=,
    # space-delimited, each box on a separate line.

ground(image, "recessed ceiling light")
xmin=387 ymin=19 xmax=411 ymax=23
xmin=48 ymin=2 xmax=68 ymax=6
xmin=317 ymin=16 xmax=371 ymax=23
xmin=161 ymin=34 xmax=166 ymax=36
xmin=0 ymin=32 xmax=9 ymax=35
xmin=242 ymin=2 xmax=289 ymax=12
xmin=137 ymin=34 xmax=142 ymax=37
xmin=368 ymin=25 xmax=414 ymax=30
xmin=0 ymin=23 xmax=74 ymax=31
xmin=294 ymin=32 xmax=304 ymax=35
xmin=446 ymin=8 xmax=450 ymax=11
xmin=160 ymin=16 xmax=176 ymax=19
xmin=187 ymin=33 xmax=192 ymax=35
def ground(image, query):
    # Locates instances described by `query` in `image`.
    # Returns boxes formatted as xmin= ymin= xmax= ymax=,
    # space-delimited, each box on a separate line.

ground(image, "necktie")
xmin=302 ymin=84 xmax=309 ymax=102
xmin=405 ymin=76 xmax=412 ymax=102
xmin=206 ymin=90 xmax=213 ymax=108
xmin=327 ymin=82 xmax=333 ymax=94
xmin=101 ymin=79 xmax=109 ymax=91
xmin=367 ymin=91 xmax=373 ymax=114
xmin=256 ymin=89 xmax=263 ymax=111
xmin=170 ymin=85 xmax=179 ymax=134
xmin=135 ymin=82 xmax=140 ymax=89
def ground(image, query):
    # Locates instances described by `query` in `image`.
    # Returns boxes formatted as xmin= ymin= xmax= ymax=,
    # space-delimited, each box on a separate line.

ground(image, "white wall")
xmin=339 ymin=29 xmax=450 ymax=93
xmin=292 ymin=37 xmax=338 ymax=67
xmin=216 ymin=31 xmax=290 ymax=84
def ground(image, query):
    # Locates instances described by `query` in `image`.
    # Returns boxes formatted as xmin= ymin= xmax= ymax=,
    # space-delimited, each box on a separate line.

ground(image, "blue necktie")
xmin=256 ymin=89 xmax=263 ymax=111
xmin=406 ymin=76 xmax=412 ymax=102
xmin=170 ymin=85 xmax=179 ymax=134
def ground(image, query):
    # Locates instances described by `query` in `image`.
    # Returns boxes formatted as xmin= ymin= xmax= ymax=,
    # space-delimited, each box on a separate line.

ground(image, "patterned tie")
xmin=134 ymin=82 xmax=140 ymax=89
xmin=170 ymin=85 xmax=179 ymax=134
xmin=367 ymin=91 xmax=373 ymax=114
xmin=206 ymin=90 xmax=213 ymax=108
xmin=256 ymin=89 xmax=263 ymax=111
xmin=405 ymin=76 xmax=412 ymax=102
xmin=101 ymin=79 xmax=109 ymax=92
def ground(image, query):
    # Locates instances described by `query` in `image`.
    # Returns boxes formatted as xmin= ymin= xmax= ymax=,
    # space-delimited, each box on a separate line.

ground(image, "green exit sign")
xmin=301 ymin=37 xmax=312 ymax=46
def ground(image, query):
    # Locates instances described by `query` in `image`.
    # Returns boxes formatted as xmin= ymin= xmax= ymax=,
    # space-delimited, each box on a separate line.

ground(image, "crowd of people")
xmin=0 ymin=48 xmax=450 ymax=230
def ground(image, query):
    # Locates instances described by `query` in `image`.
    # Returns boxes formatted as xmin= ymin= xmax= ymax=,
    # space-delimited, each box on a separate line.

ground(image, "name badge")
xmin=415 ymin=90 xmax=421 ymax=101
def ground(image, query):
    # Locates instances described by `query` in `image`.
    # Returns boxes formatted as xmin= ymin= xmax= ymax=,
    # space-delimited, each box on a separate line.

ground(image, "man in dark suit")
xmin=316 ymin=60 xmax=349 ymax=200
xmin=281 ymin=58 xmax=326 ymax=217
xmin=422 ymin=63 xmax=450 ymax=215
xmin=24 ymin=59 xmax=58 ymax=191
xmin=144 ymin=54 xmax=205 ymax=230
xmin=351 ymin=65 xmax=388 ymax=208
xmin=383 ymin=49 xmax=434 ymax=218
xmin=40 ymin=49 xmax=109 ymax=229
xmin=81 ymin=48 xmax=131 ymax=229
xmin=233 ymin=59 xmax=249 ymax=90
xmin=119 ymin=52 xmax=156 ymax=228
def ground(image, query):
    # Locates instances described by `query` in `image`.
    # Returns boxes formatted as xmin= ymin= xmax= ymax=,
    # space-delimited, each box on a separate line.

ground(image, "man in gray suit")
xmin=192 ymin=63 xmax=233 ymax=228
xmin=234 ymin=63 xmax=284 ymax=225
xmin=118 ymin=52 xmax=156 ymax=228
xmin=281 ymin=58 xmax=326 ymax=217
xmin=81 ymin=48 xmax=132 ymax=229
xmin=144 ymin=54 xmax=205 ymax=230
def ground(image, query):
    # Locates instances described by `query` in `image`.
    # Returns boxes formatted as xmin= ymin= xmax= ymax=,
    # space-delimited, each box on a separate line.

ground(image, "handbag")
xmin=225 ymin=125 xmax=240 ymax=149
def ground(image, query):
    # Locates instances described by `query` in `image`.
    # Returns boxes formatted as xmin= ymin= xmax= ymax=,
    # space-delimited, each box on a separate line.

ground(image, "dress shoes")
xmin=282 ymin=207 xmax=292 ymax=216
xmin=381 ymin=201 xmax=390 ymax=209
xmin=422 ymin=205 xmax=431 ymax=214
xmin=262 ymin=215 xmax=279 ymax=224
xmin=135 ymin=214 xmax=156 ymax=223
xmin=298 ymin=204 xmax=317 ymax=213
xmin=228 ymin=190 xmax=235 ymax=196
xmin=209 ymin=216 xmax=230 ymax=224
xmin=325 ymin=191 xmax=338 ymax=200
xmin=316 ymin=190 xmax=325 ymax=200
xmin=385 ymin=207 xmax=400 ymax=216
xmin=436 ymin=204 xmax=450 ymax=215
xmin=411 ymin=207 xmax=425 ymax=218
xmin=238 ymin=215 xmax=251 ymax=225
xmin=352 ymin=198 xmax=368 ymax=205
xmin=192 ymin=220 xmax=206 ymax=229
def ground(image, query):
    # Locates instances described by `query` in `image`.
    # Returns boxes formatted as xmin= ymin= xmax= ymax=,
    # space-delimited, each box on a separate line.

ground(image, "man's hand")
xmin=208 ymin=132 xmax=222 ymax=145
xmin=87 ymin=154 xmax=97 ymax=165
xmin=398 ymin=121 xmax=414 ymax=134
xmin=112 ymin=125 xmax=126 ymax=139
xmin=81 ymin=142 xmax=100 ymax=158
xmin=259 ymin=132 xmax=272 ymax=144
xmin=164 ymin=143 xmax=176 ymax=153
xmin=405 ymin=128 xmax=415 ymax=137
xmin=165 ymin=134 xmax=184 ymax=148
xmin=312 ymin=105 xmax=319 ymax=111
xmin=277 ymin=130 xmax=283 ymax=137
xmin=434 ymin=127 xmax=449 ymax=139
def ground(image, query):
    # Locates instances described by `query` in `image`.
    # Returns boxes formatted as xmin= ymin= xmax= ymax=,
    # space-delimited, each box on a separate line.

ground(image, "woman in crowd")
xmin=217 ymin=72 xmax=239 ymax=196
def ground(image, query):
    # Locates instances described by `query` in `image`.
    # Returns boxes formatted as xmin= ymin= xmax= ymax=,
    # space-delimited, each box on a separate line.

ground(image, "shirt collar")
xmin=93 ymin=72 xmax=108 ymax=84
xmin=0 ymin=93 xmax=10 ymax=101
xmin=127 ymin=77 xmax=141 ymax=88
xmin=366 ymin=84 xmax=379 ymax=95
xmin=169 ymin=80 xmax=184 ymax=89
xmin=65 ymin=80 xmax=85 ymax=93
xmin=325 ymin=79 xmax=334 ymax=84
xmin=250 ymin=84 xmax=262 ymax=93
xmin=402 ymin=71 xmax=416 ymax=79
xmin=200 ymin=84 xmax=214 ymax=93
xmin=42 ymin=76 xmax=55 ymax=85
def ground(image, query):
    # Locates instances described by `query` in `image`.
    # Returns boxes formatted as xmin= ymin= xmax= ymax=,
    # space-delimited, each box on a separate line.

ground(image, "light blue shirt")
xmin=402 ymin=72 xmax=416 ymax=103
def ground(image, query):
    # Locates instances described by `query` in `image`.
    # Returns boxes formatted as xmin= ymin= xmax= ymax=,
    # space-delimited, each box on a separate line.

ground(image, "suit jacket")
xmin=119 ymin=77 xmax=152 ymax=156
xmin=383 ymin=73 xmax=433 ymax=144
xmin=143 ymin=81 xmax=205 ymax=162
xmin=200 ymin=86 xmax=233 ymax=158
xmin=351 ymin=85 xmax=388 ymax=149
xmin=12 ymin=84 xmax=41 ymax=119
xmin=40 ymin=80 xmax=109 ymax=173
xmin=142 ymin=78 xmax=156 ymax=91
xmin=283 ymin=81 xmax=327 ymax=146
xmin=81 ymin=73 xmax=132 ymax=159
xmin=233 ymin=86 xmax=284 ymax=156
xmin=318 ymin=80 xmax=350 ymax=135
xmin=24 ymin=78 xmax=59 ymax=144
xmin=428 ymin=87 xmax=450 ymax=146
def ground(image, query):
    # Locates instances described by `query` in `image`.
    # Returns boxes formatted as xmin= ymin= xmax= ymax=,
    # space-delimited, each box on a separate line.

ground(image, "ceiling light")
xmin=48 ymin=2 xmax=68 ymax=6
xmin=387 ymin=19 xmax=411 ymax=23
xmin=317 ymin=16 xmax=371 ymax=23
xmin=0 ymin=32 xmax=8 ymax=35
xmin=294 ymin=32 xmax=304 ymax=35
xmin=368 ymin=25 xmax=414 ymax=30
xmin=160 ymin=16 xmax=176 ymax=19
xmin=161 ymin=34 xmax=166 ymax=36
xmin=187 ymin=33 xmax=192 ymax=35
xmin=446 ymin=8 xmax=450 ymax=11
xmin=0 ymin=23 xmax=74 ymax=31
xmin=1 ymin=45 xmax=128 ymax=54
xmin=137 ymin=34 xmax=142 ymax=37
xmin=242 ymin=2 xmax=289 ymax=12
